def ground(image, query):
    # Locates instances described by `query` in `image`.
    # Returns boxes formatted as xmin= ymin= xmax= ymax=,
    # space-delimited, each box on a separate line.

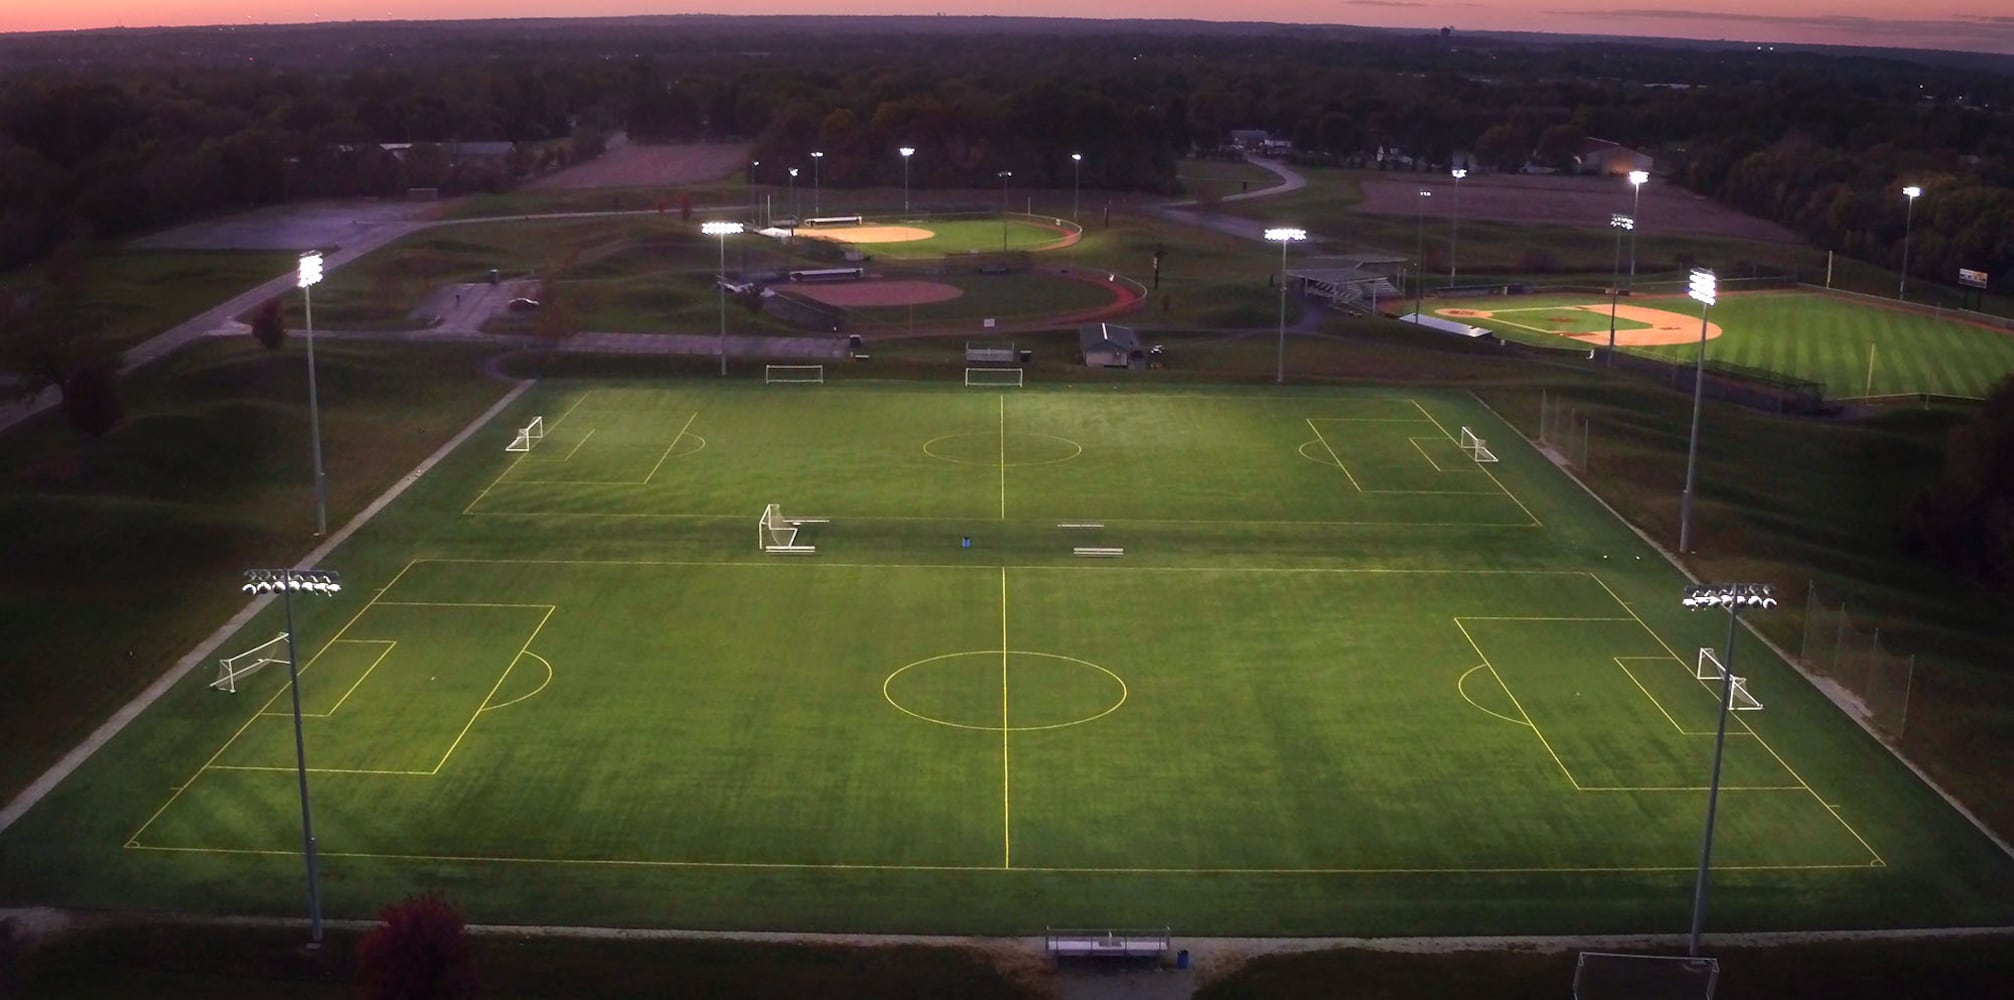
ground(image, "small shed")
xmin=1079 ymin=323 xmax=1142 ymax=368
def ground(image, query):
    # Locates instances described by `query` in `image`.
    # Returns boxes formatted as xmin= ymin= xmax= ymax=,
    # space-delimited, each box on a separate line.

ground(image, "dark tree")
xmin=59 ymin=360 xmax=123 ymax=438
xmin=356 ymin=892 xmax=477 ymax=1000
xmin=249 ymin=296 xmax=287 ymax=350
xmin=1902 ymin=377 xmax=2014 ymax=587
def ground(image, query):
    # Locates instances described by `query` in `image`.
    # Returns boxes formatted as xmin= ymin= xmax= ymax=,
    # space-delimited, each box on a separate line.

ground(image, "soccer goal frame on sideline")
xmin=1697 ymin=647 xmax=1763 ymax=711
xmin=965 ymin=367 xmax=1024 ymax=388
xmin=506 ymin=416 xmax=545 ymax=453
xmin=1458 ymin=425 xmax=1498 ymax=463
xmin=759 ymin=503 xmax=829 ymax=554
xmin=211 ymin=632 xmax=290 ymax=693
xmin=765 ymin=364 xmax=826 ymax=384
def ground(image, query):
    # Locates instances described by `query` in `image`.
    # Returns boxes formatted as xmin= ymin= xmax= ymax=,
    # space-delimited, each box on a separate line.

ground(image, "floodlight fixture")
xmin=1688 ymin=268 xmax=1718 ymax=307
xmin=1611 ymin=214 xmax=1634 ymax=231
xmin=700 ymin=221 xmax=744 ymax=237
xmin=239 ymin=566 xmax=343 ymax=946
xmin=1678 ymin=580 xmax=1775 ymax=958
xmin=296 ymin=251 xmax=323 ymax=288
xmin=1628 ymin=169 xmax=1649 ymax=187
xmin=1903 ymin=185 xmax=1922 ymax=199
xmin=1265 ymin=228 xmax=1309 ymax=384
xmin=1450 ymin=167 xmax=1467 ymax=180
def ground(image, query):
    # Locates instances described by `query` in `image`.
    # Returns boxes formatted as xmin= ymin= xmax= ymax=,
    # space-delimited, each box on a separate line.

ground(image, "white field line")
xmin=0 ymin=379 xmax=535 ymax=835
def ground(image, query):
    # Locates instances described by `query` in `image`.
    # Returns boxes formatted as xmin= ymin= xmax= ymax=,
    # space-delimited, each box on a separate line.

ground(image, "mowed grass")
xmin=0 ymin=248 xmax=296 ymax=360
xmin=6 ymin=380 xmax=2012 ymax=936
xmin=845 ymin=217 xmax=1073 ymax=258
xmin=1424 ymin=290 xmax=2014 ymax=398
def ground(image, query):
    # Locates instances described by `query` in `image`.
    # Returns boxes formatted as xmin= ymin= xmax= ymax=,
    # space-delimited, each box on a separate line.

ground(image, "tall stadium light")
xmin=1679 ymin=268 xmax=1717 ymax=553
xmin=748 ymin=160 xmax=760 ymax=224
xmin=1899 ymin=185 xmax=1923 ymax=302
xmin=1414 ymin=188 xmax=1433 ymax=321
xmin=1071 ymin=152 xmax=1083 ymax=222
xmin=239 ymin=567 xmax=345 ymax=946
xmin=998 ymin=171 xmax=1013 ymax=252
xmin=787 ymin=167 xmax=799 ymax=222
xmin=809 ymin=151 xmax=823 ymax=217
xmin=1681 ymin=582 xmax=1776 ymax=958
xmin=701 ymin=221 xmax=744 ymax=376
xmin=296 ymin=252 xmax=329 ymax=537
xmin=899 ymin=146 xmax=916 ymax=214
xmin=1626 ymin=170 xmax=1649 ymax=291
xmin=1606 ymin=214 xmax=1634 ymax=366
xmin=1449 ymin=168 xmax=1467 ymax=287
xmin=1265 ymin=228 xmax=1308 ymax=385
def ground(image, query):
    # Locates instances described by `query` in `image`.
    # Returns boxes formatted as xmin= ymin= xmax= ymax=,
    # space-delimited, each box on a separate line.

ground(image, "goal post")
xmin=1696 ymin=647 xmax=1763 ymax=711
xmin=1458 ymin=425 xmax=1498 ymax=463
xmin=212 ymin=632 xmax=290 ymax=693
xmin=506 ymin=415 xmax=545 ymax=453
xmin=759 ymin=503 xmax=829 ymax=554
xmin=765 ymin=364 xmax=825 ymax=384
xmin=965 ymin=367 xmax=1024 ymax=388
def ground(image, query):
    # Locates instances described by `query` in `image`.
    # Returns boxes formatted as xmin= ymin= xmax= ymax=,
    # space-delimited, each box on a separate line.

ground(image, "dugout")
xmin=1080 ymin=323 xmax=1143 ymax=368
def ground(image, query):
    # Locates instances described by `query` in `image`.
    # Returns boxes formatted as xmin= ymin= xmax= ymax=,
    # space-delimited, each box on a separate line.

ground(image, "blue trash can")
xmin=1175 ymin=949 xmax=1190 ymax=970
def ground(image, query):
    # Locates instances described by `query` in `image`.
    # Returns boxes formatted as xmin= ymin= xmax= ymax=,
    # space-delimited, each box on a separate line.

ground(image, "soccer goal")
xmin=765 ymin=364 xmax=825 ymax=384
xmin=759 ymin=503 xmax=829 ymax=554
xmin=212 ymin=632 xmax=290 ymax=693
xmin=1696 ymin=648 xmax=1763 ymax=711
xmin=506 ymin=416 xmax=545 ymax=453
xmin=1458 ymin=426 xmax=1498 ymax=463
xmin=965 ymin=367 xmax=1024 ymax=388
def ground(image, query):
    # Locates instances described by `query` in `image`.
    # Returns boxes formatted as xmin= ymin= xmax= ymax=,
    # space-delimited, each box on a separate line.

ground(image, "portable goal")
xmin=212 ymin=632 xmax=290 ymax=693
xmin=506 ymin=416 xmax=545 ymax=453
xmin=1696 ymin=648 xmax=1763 ymax=711
xmin=1458 ymin=425 xmax=1498 ymax=463
xmin=1574 ymin=951 xmax=1719 ymax=1000
xmin=764 ymin=364 xmax=825 ymax=384
xmin=965 ymin=367 xmax=1024 ymax=388
xmin=759 ymin=503 xmax=828 ymax=554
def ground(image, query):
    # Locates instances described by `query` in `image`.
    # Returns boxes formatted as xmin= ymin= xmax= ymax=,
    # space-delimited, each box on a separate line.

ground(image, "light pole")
xmin=297 ymin=252 xmax=329 ymax=537
xmin=1071 ymin=152 xmax=1083 ymax=222
xmin=1606 ymin=214 xmax=1633 ymax=365
xmin=899 ymin=146 xmax=915 ymax=215
xmin=998 ymin=170 xmax=1013 ymax=252
xmin=1626 ymin=170 xmax=1648 ymax=291
xmin=1265 ymin=228 xmax=1307 ymax=385
xmin=1681 ymin=582 xmax=1777 ymax=958
xmin=787 ymin=167 xmax=799 ymax=222
xmin=1679 ymin=268 xmax=1716 ymax=553
xmin=1449 ymin=168 xmax=1466 ymax=287
xmin=1414 ymin=188 xmax=1432 ymax=321
xmin=1899 ymin=185 xmax=1922 ymax=301
xmin=809 ymin=151 xmax=823 ymax=217
xmin=240 ymin=567 xmax=344 ymax=946
xmin=702 ymin=221 xmax=744 ymax=376
xmin=748 ymin=160 xmax=760 ymax=224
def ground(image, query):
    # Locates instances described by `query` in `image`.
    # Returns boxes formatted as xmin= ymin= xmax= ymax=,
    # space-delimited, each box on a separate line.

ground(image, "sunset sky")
xmin=3 ymin=3 xmax=2012 ymax=55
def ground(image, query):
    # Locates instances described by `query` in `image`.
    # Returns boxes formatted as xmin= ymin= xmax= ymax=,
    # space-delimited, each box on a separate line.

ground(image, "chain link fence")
xmin=1799 ymin=581 xmax=1917 ymax=739
xmin=1538 ymin=389 xmax=1590 ymax=472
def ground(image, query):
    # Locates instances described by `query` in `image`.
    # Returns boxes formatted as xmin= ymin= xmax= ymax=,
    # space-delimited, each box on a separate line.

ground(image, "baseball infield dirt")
xmin=1442 ymin=304 xmax=1722 ymax=346
xmin=796 ymin=225 xmax=935 ymax=245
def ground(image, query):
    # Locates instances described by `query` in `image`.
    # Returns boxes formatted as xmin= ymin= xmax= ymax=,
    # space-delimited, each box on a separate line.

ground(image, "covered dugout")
xmin=1289 ymin=254 xmax=1404 ymax=315
xmin=1080 ymin=323 xmax=1143 ymax=368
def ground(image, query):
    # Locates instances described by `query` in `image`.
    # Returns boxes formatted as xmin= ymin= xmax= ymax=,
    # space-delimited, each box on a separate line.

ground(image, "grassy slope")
xmin=0 ymin=338 xmax=510 ymax=798
xmin=1 ymin=249 xmax=296 ymax=361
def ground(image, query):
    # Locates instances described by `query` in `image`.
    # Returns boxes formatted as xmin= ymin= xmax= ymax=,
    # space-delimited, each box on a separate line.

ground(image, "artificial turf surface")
xmin=3 ymin=380 xmax=2012 ymax=936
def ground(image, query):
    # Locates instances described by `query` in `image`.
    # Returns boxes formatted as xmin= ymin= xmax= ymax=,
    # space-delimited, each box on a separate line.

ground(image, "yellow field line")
xmin=206 ymin=765 xmax=435 ymax=776
xmin=119 ymin=843 xmax=1885 ymax=874
xmin=1410 ymin=399 xmax=1542 ymax=528
xmin=1453 ymin=617 xmax=1581 ymax=790
xmin=1585 ymin=572 xmax=1887 ymax=866
xmin=998 ymin=394 xmax=1008 ymax=520
xmin=479 ymin=650 xmax=554 ymax=714
xmin=431 ymin=605 xmax=557 ymax=775
xmin=1304 ymin=418 xmax=1361 ymax=492
xmin=1456 ymin=665 xmax=1531 ymax=728
xmin=641 ymin=411 xmax=700 ymax=485
xmin=562 ymin=427 xmax=595 ymax=462
xmin=318 ymin=640 xmax=397 ymax=718
xmin=127 ymin=560 xmax=423 ymax=846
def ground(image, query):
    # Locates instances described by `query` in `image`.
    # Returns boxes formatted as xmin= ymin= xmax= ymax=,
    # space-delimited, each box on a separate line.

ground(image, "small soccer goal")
xmin=212 ymin=632 xmax=290 ymax=693
xmin=1696 ymin=648 xmax=1763 ymax=711
xmin=759 ymin=503 xmax=829 ymax=554
xmin=765 ymin=364 xmax=825 ymax=384
xmin=506 ymin=416 xmax=545 ymax=453
xmin=965 ymin=367 xmax=1024 ymax=388
xmin=1458 ymin=426 xmax=1498 ymax=463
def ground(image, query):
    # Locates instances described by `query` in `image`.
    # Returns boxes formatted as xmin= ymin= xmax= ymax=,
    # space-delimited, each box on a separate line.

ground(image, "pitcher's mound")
xmin=791 ymin=280 xmax=964 ymax=307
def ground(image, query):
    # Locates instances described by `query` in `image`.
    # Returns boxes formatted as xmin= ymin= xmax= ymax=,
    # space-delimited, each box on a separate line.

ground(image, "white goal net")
xmin=506 ymin=416 xmax=545 ymax=453
xmin=765 ymin=364 xmax=825 ymax=384
xmin=964 ymin=367 xmax=1024 ymax=388
xmin=759 ymin=503 xmax=828 ymax=554
xmin=1458 ymin=426 xmax=1498 ymax=463
xmin=1696 ymin=648 xmax=1763 ymax=711
xmin=212 ymin=632 xmax=290 ymax=693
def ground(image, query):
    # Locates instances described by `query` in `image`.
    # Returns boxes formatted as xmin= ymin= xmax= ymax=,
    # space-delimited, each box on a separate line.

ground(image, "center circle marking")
xmin=883 ymin=650 xmax=1127 ymax=731
xmin=922 ymin=432 xmax=1083 ymax=467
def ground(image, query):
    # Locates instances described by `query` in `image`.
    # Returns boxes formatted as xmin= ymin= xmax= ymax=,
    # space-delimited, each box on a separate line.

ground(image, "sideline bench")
xmin=1045 ymin=928 xmax=1170 ymax=961
xmin=1072 ymin=547 xmax=1123 ymax=558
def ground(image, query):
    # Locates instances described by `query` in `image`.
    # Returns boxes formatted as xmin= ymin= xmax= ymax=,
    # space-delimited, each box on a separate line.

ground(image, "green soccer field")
xmin=1425 ymin=290 xmax=2014 ymax=400
xmin=5 ymin=380 xmax=2012 ymax=935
